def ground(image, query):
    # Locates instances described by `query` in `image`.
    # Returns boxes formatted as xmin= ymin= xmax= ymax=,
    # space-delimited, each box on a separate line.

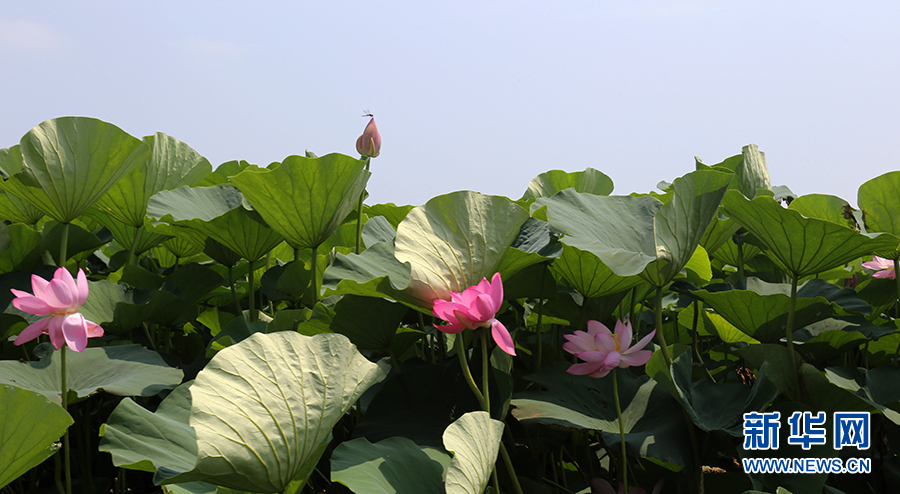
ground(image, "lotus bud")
xmin=355 ymin=118 xmax=381 ymax=158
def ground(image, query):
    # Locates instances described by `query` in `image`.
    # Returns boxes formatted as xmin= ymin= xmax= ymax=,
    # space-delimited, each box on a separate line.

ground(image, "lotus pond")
xmin=1 ymin=117 xmax=900 ymax=494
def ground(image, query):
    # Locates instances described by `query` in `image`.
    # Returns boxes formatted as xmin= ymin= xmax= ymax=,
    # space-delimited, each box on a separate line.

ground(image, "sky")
xmin=1 ymin=1 xmax=898 ymax=208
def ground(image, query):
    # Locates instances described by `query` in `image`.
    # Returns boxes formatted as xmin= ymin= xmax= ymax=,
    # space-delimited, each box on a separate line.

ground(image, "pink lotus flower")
xmin=431 ymin=272 xmax=515 ymax=356
xmin=591 ymin=477 xmax=664 ymax=494
xmin=563 ymin=319 xmax=655 ymax=378
xmin=862 ymin=255 xmax=896 ymax=279
xmin=11 ymin=268 xmax=103 ymax=352
xmin=356 ymin=117 xmax=381 ymax=158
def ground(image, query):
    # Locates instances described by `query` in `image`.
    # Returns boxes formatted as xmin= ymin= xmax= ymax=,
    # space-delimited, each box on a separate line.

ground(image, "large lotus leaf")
xmin=721 ymin=190 xmax=900 ymax=277
xmin=825 ymin=366 xmax=900 ymax=425
xmin=94 ymin=132 xmax=212 ymax=227
xmin=229 ymin=153 xmax=370 ymax=250
xmin=90 ymin=213 xmax=169 ymax=256
xmin=0 ymin=117 xmax=149 ymax=223
xmin=317 ymin=295 xmax=407 ymax=351
xmin=0 ymin=384 xmax=74 ymax=489
xmin=687 ymin=278 xmax=864 ymax=343
xmin=365 ymin=203 xmax=414 ymax=229
xmin=521 ymin=168 xmax=614 ymax=201
xmin=511 ymin=363 xmax=691 ymax=468
xmin=669 ymin=350 xmax=778 ymax=436
xmin=0 ymin=146 xmax=43 ymax=224
xmin=536 ymin=191 xmax=660 ymax=277
xmin=444 ymin=411 xmax=504 ymax=494
xmin=699 ymin=216 xmax=741 ymax=256
xmin=537 ymin=169 xmax=731 ymax=285
xmin=353 ymin=364 xmax=485 ymax=449
xmin=0 ymin=145 xmax=24 ymax=178
xmin=321 ymin=242 xmax=413 ymax=304
xmin=361 ymin=215 xmax=396 ymax=246
xmin=38 ymin=221 xmax=108 ymax=265
xmin=641 ymin=168 xmax=733 ymax=285
xmin=0 ymin=223 xmax=41 ymax=273
xmin=100 ymin=332 xmax=383 ymax=492
xmin=197 ymin=160 xmax=257 ymax=186
xmin=0 ymin=345 xmax=183 ymax=404
xmin=550 ymin=243 xmax=644 ymax=298
xmin=859 ymin=170 xmax=900 ymax=235
xmin=788 ymin=194 xmax=855 ymax=228
xmin=147 ymin=185 xmax=284 ymax=262
xmin=696 ymin=144 xmax=771 ymax=199
xmin=394 ymin=191 xmax=531 ymax=304
xmin=331 ymin=437 xmax=449 ymax=494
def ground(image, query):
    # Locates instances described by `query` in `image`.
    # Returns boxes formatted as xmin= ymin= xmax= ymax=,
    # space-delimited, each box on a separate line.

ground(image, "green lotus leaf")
xmin=788 ymin=194 xmax=855 ymax=228
xmin=0 ymin=117 xmax=149 ymax=223
xmin=687 ymin=278 xmax=866 ymax=343
xmin=538 ymin=169 xmax=732 ymax=286
xmin=0 ymin=146 xmax=43 ymax=224
xmin=699 ymin=216 xmax=741 ymax=256
xmin=316 ymin=294 xmax=407 ymax=351
xmin=721 ymin=190 xmax=900 ymax=277
xmin=90 ymin=213 xmax=169 ymax=256
xmin=147 ymin=185 xmax=284 ymax=262
xmin=825 ymin=365 xmax=900 ymax=425
xmin=364 ymin=203 xmax=413 ymax=229
xmin=0 ymin=384 xmax=74 ymax=489
xmin=321 ymin=242 xmax=414 ymax=305
xmin=94 ymin=132 xmax=212 ymax=228
xmin=443 ymin=411 xmax=505 ymax=494
xmin=511 ymin=363 xmax=691 ymax=468
xmin=361 ymin=215 xmax=397 ymax=246
xmin=100 ymin=332 xmax=383 ymax=492
xmin=0 ymin=345 xmax=183 ymax=404
xmin=196 ymin=159 xmax=257 ymax=186
xmin=331 ymin=437 xmax=449 ymax=494
xmin=668 ymin=349 xmax=778 ymax=436
xmin=229 ymin=153 xmax=370 ymax=250
xmin=0 ymin=223 xmax=41 ymax=273
xmin=521 ymin=167 xmax=614 ymax=201
xmin=394 ymin=191 xmax=531 ymax=304
xmin=696 ymin=144 xmax=771 ymax=199
xmin=859 ymin=170 xmax=900 ymax=235
xmin=38 ymin=221 xmax=108 ymax=266
xmin=551 ymin=243 xmax=644 ymax=298
xmin=641 ymin=169 xmax=734 ymax=285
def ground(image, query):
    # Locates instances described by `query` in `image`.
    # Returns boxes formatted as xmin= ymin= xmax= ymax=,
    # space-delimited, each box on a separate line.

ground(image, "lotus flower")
xmin=862 ymin=255 xmax=896 ymax=279
xmin=563 ymin=319 xmax=655 ymax=378
xmin=11 ymin=268 xmax=103 ymax=352
xmin=356 ymin=117 xmax=381 ymax=158
xmin=431 ymin=272 xmax=515 ymax=355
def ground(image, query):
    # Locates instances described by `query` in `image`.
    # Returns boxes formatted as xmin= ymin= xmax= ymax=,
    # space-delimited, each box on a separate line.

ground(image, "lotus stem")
xmin=613 ymin=368 xmax=627 ymax=491
xmin=228 ymin=265 xmax=242 ymax=316
xmin=60 ymin=346 xmax=72 ymax=494
xmin=535 ymin=263 xmax=547 ymax=371
xmin=247 ymin=259 xmax=256 ymax=322
xmin=785 ymin=273 xmax=800 ymax=391
xmin=653 ymin=286 xmax=672 ymax=368
xmin=127 ymin=224 xmax=143 ymax=265
xmin=354 ymin=157 xmax=370 ymax=255
xmin=309 ymin=245 xmax=319 ymax=306
xmin=59 ymin=222 xmax=70 ymax=269
xmin=894 ymin=259 xmax=900 ymax=319
xmin=482 ymin=329 xmax=491 ymax=417
xmin=455 ymin=335 xmax=486 ymax=410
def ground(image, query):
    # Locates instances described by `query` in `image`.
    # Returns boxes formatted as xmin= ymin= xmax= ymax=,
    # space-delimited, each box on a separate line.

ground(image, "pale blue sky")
xmin=1 ymin=1 xmax=897 ymax=207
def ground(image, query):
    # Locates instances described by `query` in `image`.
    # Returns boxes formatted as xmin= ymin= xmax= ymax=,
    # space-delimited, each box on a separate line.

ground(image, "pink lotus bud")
xmin=356 ymin=118 xmax=381 ymax=158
